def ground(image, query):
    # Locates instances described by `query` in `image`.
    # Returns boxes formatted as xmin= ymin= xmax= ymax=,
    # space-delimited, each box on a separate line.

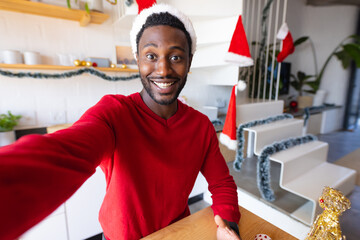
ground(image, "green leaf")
xmin=335 ymin=49 xmax=352 ymax=69
xmin=347 ymin=34 xmax=360 ymax=44
xmin=343 ymin=43 xmax=360 ymax=68
xmin=85 ymin=2 xmax=90 ymax=14
xmin=304 ymin=89 xmax=317 ymax=94
xmin=297 ymin=71 xmax=306 ymax=81
xmin=290 ymin=80 xmax=300 ymax=91
xmin=306 ymin=81 xmax=320 ymax=92
xmin=0 ymin=111 xmax=21 ymax=132
xmin=67 ymin=0 xmax=71 ymax=9
xmin=294 ymin=36 xmax=309 ymax=47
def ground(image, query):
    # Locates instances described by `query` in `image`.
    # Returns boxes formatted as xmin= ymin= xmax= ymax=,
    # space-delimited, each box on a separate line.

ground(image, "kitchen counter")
xmin=141 ymin=206 xmax=298 ymax=240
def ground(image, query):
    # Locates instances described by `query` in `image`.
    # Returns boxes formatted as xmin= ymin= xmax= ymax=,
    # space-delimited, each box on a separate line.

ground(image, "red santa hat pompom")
xmin=237 ymin=80 xmax=247 ymax=91
xmin=276 ymin=22 xmax=295 ymax=62
xmin=224 ymin=15 xmax=254 ymax=67
xmin=135 ymin=0 xmax=157 ymax=14
xmin=220 ymin=84 xmax=238 ymax=150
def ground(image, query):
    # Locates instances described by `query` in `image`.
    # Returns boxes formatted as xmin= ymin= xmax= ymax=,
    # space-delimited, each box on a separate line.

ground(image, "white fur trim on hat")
xmin=277 ymin=23 xmax=289 ymax=40
xmin=224 ymin=52 xmax=254 ymax=67
xmin=130 ymin=3 xmax=197 ymax=58
xmin=219 ymin=133 xmax=238 ymax=151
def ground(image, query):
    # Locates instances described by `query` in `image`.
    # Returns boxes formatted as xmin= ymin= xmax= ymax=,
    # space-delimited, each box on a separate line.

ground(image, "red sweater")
xmin=0 ymin=93 xmax=240 ymax=240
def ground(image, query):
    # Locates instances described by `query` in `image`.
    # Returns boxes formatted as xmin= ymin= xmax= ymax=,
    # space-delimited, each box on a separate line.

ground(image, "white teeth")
xmin=153 ymin=81 xmax=175 ymax=89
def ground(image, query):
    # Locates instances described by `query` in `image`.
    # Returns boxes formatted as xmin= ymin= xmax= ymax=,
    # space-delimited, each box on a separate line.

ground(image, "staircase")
xmin=237 ymin=101 xmax=356 ymax=226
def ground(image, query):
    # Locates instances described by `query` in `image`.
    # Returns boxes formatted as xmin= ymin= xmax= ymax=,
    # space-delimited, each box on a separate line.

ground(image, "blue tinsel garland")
xmin=257 ymin=134 xmax=317 ymax=202
xmin=233 ymin=113 xmax=294 ymax=171
xmin=0 ymin=68 xmax=140 ymax=81
xmin=303 ymin=104 xmax=335 ymax=126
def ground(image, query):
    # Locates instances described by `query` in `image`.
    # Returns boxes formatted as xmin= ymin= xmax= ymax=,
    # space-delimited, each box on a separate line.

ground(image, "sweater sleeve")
xmin=0 ymin=96 xmax=116 ymax=240
xmin=200 ymin=123 xmax=240 ymax=223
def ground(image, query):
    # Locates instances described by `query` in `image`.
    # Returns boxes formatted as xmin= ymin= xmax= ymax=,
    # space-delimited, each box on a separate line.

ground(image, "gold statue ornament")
xmin=306 ymin=186 xmax=351 ymax=240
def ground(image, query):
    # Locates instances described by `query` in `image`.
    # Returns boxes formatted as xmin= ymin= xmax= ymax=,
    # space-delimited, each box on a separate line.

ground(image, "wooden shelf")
xmin=0 ymin=0 xmax=109 ymax=26
xmin=0 ymin=64 xmax=139 ymax=73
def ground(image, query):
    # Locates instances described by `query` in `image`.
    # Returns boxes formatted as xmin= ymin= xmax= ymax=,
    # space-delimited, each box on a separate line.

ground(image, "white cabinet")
xmin=20 ymin=167 xmax=106 ymax=240
xmin=20 ymin=207 xmax=68 ymax=240
xmin=66 ymin=167 xmax=106 ymax=240
xmin=306 ymin=107 xmax=343 ymax=134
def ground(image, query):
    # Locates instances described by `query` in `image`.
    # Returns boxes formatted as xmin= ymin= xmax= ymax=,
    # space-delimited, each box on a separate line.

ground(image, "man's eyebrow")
xmin=142 ymin=43 xmax=186 ymax=52
xmin=143 ymin=43 xmax=158 ymax=48
xmin=170 ymin=46 xmax=186 ymax=52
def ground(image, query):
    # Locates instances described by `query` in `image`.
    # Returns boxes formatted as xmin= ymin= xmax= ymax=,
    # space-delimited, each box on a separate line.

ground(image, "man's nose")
xmin=156 ymin=57 xmax=173 ymax=76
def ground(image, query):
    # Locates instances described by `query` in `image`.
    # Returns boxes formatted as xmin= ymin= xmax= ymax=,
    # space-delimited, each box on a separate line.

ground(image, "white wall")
xmin=0 ymin=0 xmax=243 ymax=128
xmin=0 ymin=7 xmax=144 ymax=127
xmin=286 ymin=1 xmax=358 ymax=106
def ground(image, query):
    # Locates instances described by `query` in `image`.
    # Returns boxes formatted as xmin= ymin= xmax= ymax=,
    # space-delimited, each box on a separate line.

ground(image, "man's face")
xmin=137 ymin=25 xmax=192 ymax=106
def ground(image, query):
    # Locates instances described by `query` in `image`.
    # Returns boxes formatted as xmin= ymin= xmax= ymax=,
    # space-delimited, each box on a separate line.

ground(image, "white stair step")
xmin=270 ymin=141 xmax=327 ymax=164
xmin=270 ymin=141 xmax=328 ymax=184
xmin=290 ymin=201 xmax=313 ymax=225
xmin=283 ymin=162 xmax=356 ymax=225
xmin=283 ymin=162 xmax=356 ymax=201
xmin=236 ymin=100 xmax=284 ymax=126
xmin=245 ymin=118 xmax=304 ymax=155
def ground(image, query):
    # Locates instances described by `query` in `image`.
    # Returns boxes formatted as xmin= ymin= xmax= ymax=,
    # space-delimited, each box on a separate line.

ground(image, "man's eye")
xmin=170 ymin=56 xmax=181 ymax=61
xmin=146 ymin=54 xmax=156 ymax=60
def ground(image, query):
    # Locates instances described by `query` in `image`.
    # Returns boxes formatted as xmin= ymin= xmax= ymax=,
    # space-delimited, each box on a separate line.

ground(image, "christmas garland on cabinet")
xmin=233 ymin=113 xmax=294 ymax=171
xmin=0 ymin=68 xmax=140 ymax=81
xmin=257 ymin=134 xmax=317 ymax=202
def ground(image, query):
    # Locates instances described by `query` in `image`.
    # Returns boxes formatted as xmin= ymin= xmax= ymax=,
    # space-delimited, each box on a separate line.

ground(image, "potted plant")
xmin=66 ymin=0 xmax=118 ymax=13
xmin=0 ymin=111 xmax=21 ymax=147
xmin=309 ymin=34 xmax=360 ymax=94
xmin=290 ymin=70 xmax=316 ymax=108
xmin=290 ymin=35 xmax=360 ymax=107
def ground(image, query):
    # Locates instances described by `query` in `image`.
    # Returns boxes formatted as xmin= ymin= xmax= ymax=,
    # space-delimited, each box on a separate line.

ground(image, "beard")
xmin=140 ymin=75 xmax=187 ymax=105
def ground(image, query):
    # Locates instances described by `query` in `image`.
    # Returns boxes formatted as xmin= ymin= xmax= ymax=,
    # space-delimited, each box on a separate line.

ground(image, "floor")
xmin=189 ymin=128 xmax=360 ymax=240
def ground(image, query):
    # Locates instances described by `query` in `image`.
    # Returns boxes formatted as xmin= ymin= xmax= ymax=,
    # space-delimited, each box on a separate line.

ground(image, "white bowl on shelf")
xmin=2 ymin=50 xmax=23 ymax=64
xmin=24 ymin=51 xmax=41 ymax=65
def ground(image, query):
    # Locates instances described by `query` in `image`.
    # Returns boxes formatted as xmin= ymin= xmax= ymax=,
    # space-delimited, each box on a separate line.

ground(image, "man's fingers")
xmin=214 ymin=215 xmax=227 ymax=228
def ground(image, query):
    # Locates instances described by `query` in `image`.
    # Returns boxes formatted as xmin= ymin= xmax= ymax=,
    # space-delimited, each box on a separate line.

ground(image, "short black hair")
xmin=136 ymin=12 xmax=192 ymax=56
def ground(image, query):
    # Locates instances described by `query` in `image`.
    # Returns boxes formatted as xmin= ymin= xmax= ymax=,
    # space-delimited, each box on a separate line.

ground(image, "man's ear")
xmin=136 ymin=53 xmax=139 ymax=65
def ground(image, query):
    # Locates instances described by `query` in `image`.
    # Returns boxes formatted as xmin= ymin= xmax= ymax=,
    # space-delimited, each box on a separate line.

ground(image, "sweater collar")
xmin=130 ymin=92 xmax=185 ymax=126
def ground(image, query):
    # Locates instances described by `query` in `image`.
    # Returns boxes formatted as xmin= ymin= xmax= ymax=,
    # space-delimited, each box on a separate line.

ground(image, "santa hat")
xmin=130 ymin=3 xmax=197 ymax=58
xmin=219 ymin=81 xmax=246 ymax=150
xmin=276 ymin=22 xmax=295 ymax=62
xmin=135 ymin=0 xmax=157 ymax=14
xmin=224 ymin=15 xmax=254 ymax=67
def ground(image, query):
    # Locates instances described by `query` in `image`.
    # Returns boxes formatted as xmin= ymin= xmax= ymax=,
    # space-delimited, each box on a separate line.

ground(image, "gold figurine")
xmin=306 ymin=186 xmax=351 ymax=240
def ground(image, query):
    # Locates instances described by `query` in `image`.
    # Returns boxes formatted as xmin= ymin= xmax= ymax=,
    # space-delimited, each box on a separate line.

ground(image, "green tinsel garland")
xmin=0 ymin=68 xmax=140 ymax=81
xmin=257 ymin=134 xmax=317 ymax=202
xmin=303 ymin=104 xmax=335 ymax=126
xmin=233 ymin=113 xmax=294 ymax=171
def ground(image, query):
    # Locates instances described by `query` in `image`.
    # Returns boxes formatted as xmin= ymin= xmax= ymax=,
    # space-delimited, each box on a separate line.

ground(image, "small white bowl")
xmin=3 ymin=50 xmax=23 ymax=64
xmin=24 ymin=51 xmax=41 ymax=65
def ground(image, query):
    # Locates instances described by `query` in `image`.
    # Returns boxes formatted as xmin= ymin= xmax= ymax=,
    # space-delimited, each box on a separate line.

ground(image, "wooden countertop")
xmin=142 ymin=206 xmax=298 ymax=240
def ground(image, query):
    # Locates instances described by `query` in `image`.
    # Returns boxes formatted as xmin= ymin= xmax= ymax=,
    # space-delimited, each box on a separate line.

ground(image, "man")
xmin=0 ymin=4 xmax=241 ymax=240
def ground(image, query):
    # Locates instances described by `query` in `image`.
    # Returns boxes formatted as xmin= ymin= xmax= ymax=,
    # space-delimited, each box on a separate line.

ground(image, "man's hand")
xmin=214 ymin=215 xmax=241 ymax=240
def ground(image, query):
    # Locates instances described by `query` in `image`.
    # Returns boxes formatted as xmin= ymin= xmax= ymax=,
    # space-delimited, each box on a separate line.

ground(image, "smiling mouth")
xmin=152 ymin=81 xmax=176 ymax=89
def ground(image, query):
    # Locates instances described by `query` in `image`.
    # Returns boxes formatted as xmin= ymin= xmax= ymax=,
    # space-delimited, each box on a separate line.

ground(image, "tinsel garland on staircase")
xmin=303 ymin=104 xmax=335 ymax=126
xmin=258 ymin=134 xmax=317 ymax=202
xmin=0 ymin=68 xmax=140 ymax=81
xmin=233 ymin=113 xmax=294 ymax=171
